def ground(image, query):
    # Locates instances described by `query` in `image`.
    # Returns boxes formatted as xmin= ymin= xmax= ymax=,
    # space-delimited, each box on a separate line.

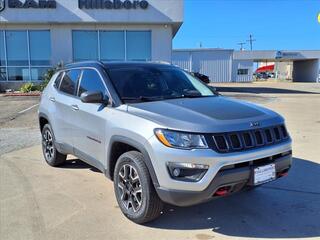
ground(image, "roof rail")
xmin=64 ymin=60 xmax=105 ymax=69
xmin=149 ymin=60 xmax=172 ymax=65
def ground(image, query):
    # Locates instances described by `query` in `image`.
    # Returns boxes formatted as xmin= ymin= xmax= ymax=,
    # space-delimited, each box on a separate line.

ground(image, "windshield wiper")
xmin=121 ymin=96 xmax=164 ymax=102
xmin=179 ymin=90 xmax=208 ymax=98
xmin=168 ymin=92 xmax=213 ymax=99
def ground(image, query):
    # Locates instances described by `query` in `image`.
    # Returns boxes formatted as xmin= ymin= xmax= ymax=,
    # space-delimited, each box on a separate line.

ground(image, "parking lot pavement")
xmin=0 ymin=83 xmax=320 ymax=240
xmin=0 ymin=96 xmax=40 ymax=156
xmin=0 ymin=96 xmax=40 ymax=128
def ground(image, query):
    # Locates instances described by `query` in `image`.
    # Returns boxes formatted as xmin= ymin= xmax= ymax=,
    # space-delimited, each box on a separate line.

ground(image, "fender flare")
xmin=38 ymin=112 xmax=50 ymax=130
xmin=107 ymin=135 xmax=159 ymax=187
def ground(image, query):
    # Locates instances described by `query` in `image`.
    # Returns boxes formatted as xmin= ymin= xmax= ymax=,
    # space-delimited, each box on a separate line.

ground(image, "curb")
xmin=3 ymin=92 xmax=41 ymax=97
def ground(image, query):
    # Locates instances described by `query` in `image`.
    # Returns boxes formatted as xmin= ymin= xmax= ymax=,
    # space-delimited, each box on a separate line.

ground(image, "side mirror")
xmin=80 ymin=91 xmax=109 ymax=104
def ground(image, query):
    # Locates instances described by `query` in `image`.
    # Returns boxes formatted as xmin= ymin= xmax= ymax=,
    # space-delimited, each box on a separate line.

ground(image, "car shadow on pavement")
xmin=60 ymin=159 xmax=102 ymax=173
xmin=148 ymin=158 xmax=320 ymax=239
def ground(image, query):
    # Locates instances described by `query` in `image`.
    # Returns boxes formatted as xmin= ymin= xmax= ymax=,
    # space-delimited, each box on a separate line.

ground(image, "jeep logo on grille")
xmin=0 ymin=0 xmax=5 ymax=12
xmin=250 ymin=121 xmax=260 ymax=127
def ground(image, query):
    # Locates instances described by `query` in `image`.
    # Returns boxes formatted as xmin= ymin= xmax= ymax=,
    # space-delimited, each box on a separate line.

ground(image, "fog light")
xmin=172 ymin=168 xmax=181 ymax=177
xmin=167 ymin=162 xmax=209 ymax=182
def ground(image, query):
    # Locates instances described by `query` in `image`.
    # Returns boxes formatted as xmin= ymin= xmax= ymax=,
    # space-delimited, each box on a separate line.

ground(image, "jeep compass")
xmin=38 ymin=61 xmax=292 ymax=223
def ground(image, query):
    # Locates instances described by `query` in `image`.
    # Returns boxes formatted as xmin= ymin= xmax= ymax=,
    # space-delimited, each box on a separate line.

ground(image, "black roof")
xmin=63 ymin=61 xmax=174 ymax=70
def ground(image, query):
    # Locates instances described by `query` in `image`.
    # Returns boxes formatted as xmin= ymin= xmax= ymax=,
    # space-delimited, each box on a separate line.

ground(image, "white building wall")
xmin=151 ymin=26 xmax=173 ymax=62
xmin=172 ymin=51 xmax=191 ymax=70
xmin=173 ymin=49 xmax=320 ymax=83
xmin=232 ymin=59 xmax=254 ymax=82
xmin=172 ymin=49 xmax=233 ymax=82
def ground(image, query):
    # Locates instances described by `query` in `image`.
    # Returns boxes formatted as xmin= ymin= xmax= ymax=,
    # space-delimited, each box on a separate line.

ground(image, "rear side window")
xmin=78 ymin=69 xmax=106 ymax=96
xmin=59 ymin=69 xmax=81 ymax=95
xmin=53 ymin=72 xmax=64 ymax=89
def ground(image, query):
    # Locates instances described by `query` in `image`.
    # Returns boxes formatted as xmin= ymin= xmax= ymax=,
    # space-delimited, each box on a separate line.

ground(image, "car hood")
xmin=127 ymin=96 xmax=284 ymax=133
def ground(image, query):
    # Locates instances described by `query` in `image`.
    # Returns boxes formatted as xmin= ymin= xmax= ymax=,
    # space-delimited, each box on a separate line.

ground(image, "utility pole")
xmin=247 ymin=34 xmax=256 ymax=51
xmin=238 ymin=42 xmax=246 ymax=51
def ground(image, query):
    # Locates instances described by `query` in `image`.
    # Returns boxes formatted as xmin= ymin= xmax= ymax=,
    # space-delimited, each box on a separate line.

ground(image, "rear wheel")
xmin=114 ymin=151 xmax=163 ymax=224
xmin=41 ymin=124 xmax=66 ymax=167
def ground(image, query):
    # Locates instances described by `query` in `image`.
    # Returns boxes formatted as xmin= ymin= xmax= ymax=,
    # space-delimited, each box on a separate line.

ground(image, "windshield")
xmin=106 ymin=65 xmax=215 ymax=103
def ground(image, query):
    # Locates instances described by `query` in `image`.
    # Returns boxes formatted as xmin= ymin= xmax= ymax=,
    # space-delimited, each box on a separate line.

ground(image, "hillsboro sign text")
xmin=78 ymin=0 xmax=149 ymax=9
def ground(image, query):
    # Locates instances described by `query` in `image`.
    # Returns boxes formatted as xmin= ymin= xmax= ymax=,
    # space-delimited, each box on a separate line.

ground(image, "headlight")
xmin=154 ymin=129 xmax=208 ymax=149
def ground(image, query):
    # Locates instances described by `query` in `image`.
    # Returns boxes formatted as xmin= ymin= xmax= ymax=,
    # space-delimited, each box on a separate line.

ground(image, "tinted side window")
xmin=53 ymin=72 xmax=64 ymax=89
xmin=78 ymin=69 xmax=106 ymax=96
xmin=59 ymin=69 xmax=81 ymax=95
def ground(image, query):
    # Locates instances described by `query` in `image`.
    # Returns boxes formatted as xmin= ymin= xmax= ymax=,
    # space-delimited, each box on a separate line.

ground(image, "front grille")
xmin=210 ymin=125 xmax=289 ymax=153
xmin=254 ymin=131 xmax=263 ymax=145
xmin=213 ymin=135 xmax=229 ymax=152
xmin=220 ymin=150 xmax=292 ymax=171
xmin=229 ymin=134 xmax=241 ymax=149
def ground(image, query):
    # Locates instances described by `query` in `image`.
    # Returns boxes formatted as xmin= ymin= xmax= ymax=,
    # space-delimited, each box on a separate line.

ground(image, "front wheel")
xmin=113 ymin=151 xmax=163 ymax=224
xmin=41 ymin=124 xmax=66 ymax=167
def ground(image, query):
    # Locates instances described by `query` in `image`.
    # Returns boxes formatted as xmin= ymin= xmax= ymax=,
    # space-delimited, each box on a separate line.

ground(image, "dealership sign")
xmin=0 ymin=0 xmax=149 ymax=11
xmin=78 ymin=0 xmax=149 ymax=9
xmin=0 ymin=0 xmax=56 ymax=10
xmin=276 ymin=51 xmax=300 ymax=59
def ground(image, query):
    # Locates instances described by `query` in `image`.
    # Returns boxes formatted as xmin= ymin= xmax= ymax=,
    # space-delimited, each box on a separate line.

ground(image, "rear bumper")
xmin=156 ymin=153 xmax=292 ymax=207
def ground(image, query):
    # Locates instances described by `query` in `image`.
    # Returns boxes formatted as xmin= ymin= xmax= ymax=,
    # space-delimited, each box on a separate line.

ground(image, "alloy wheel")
xmin=42 ymin=129 xmax=54 ymax=161
xmin=117 ymin=164 xmax=143 ymax=213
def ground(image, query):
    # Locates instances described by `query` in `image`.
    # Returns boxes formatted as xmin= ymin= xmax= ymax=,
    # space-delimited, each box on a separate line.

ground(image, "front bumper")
xmin=156 ymin=153 xmax=292 ymax=206
xmin=146 ymin=135 xmax=292 ymax=191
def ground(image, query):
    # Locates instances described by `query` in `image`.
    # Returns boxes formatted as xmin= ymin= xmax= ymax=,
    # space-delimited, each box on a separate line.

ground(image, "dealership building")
xmin=0 ymin=0 xmax=183 ymax=90
xmin=1 ymin=0 xmax=319 ymax=91
xmin=173 ymin=49 xmax=320 ymax=83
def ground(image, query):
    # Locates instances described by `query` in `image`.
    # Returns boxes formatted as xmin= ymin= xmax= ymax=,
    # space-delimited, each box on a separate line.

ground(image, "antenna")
xmin=246 ymin=34 xmax=256 ymax=51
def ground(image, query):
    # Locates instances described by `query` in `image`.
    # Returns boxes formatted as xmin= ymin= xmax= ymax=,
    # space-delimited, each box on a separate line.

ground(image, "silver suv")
xmin=39 ymin=61 xmax=292 ymax=223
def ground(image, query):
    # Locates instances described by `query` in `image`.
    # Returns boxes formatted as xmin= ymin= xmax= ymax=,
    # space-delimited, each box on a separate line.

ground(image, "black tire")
xmin=41 ymin=124 xmax=67 ymax=167
xmin=113 ymin=151 xmax=163 ymax=224
xmin=245 ymin=185 xmax=261 ymax=191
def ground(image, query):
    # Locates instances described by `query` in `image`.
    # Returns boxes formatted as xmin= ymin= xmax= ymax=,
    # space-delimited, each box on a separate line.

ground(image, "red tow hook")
xmin=214 ymin=186 xmax=230 ymax=196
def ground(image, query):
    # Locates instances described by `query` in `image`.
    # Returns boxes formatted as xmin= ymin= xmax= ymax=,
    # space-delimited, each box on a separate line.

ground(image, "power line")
xmin=246 ymin=34 xmax=256 ymax=51
xmin=237 ymin=42 xmax=246 ymax=51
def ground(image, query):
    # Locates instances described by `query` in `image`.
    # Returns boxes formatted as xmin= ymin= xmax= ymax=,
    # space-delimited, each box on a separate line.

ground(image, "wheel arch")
xmin=107 ymin=136 xmax=159 ymax=188
xmin=38 ymin=112 xmax=50 ymax=132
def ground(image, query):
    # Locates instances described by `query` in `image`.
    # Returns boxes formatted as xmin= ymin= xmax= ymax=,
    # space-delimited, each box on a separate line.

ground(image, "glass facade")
xmin=0 ymin=30 xmax=52 ymax=81
xmin=100 ymin=31 xmax=125 ymax=61
xmin=29 ymin=31 xmax=51 ymax=66
xmin=1 ymin=29 xmax=152 ymax=82
xmin=72 ymin=31 xmax=98 ymax=62
xmin=6 ymin=31 xmax=29 ymax=66
xmin=126 ymin=31 xmax=151 ymax=61
xmin=0 ymin=31 xmax=5 ymax=81
xmin=73 ymin=30 xmax=151 ymax=62
xmin=0 ymin=31 xmax=5 ymax=67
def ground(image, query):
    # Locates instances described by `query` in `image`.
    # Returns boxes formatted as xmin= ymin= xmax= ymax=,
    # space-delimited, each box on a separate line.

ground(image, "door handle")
xmin=71 ymin=105 xmax=79 ymax=111
xmin=49 ymin=97 xmax=56 ymax=102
